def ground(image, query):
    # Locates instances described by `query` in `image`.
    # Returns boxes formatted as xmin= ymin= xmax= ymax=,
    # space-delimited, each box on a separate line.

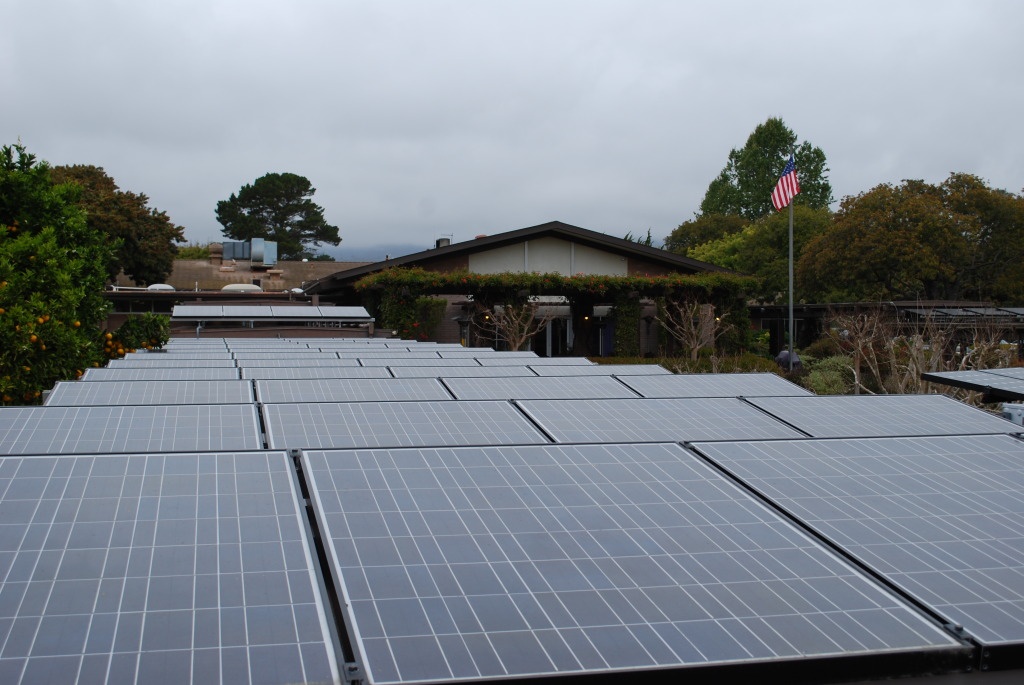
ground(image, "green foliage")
xmin=354 ymin=268 xmax=755 ymax=305
xmin=798 ymin=174 xmax=1024 ymax=302
xmin=610 ymin=294 xmax=642 ymax=357
xmin=690 ymin=206 xmax=832 ymax=303
xmin=216 ymin=172 xmax=341 ymax=260
xmin=378 ymin=295 xmax=447 ymax=340
xmin=658 ymin=352 xmax=781 ymax=374
xmin=699 ymin=117 xmax=834 ymax=220
xmin=0 ymin=143 xmax=113 ymax=404
xmin=801 ymin=355 xmax=855 ymax=395
xmin=664 ymin=213 xmax=747 ymax=256
xmin=114 ymin=313 xmax=170 ymax=350
xmin=50 ymin=165 xmax=185 ymax=285
xmin=175 ymin=242 xmax=211 ymax=260
xmin=623 ymin=229 xmax=657 ymax=247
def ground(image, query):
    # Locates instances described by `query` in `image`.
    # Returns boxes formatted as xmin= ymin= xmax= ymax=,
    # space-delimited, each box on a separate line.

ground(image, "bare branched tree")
xmin=478 ymin=300 xmax=556 ymax=351
xmin=657 ymin=298 xmax=732 ymax=361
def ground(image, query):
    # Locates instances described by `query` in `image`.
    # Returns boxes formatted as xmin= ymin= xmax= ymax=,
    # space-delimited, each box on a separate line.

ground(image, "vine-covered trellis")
xmin=354 ymin=268 xmax=755 ymax=352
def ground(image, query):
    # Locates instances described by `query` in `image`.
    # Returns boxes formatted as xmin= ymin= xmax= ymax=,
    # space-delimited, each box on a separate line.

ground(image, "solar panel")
xmin=745 ymin=395 xmax=1019 ymax=438
xmin=0 ymin=451 xmax=339 ymax=684
xmin=619 ymin=373 xmax=814 ymax=398
xmin=336 ymin=352 xmax=442 ymax=360
xmin=241 ymin=366 xmax=394 ymax=380
xmin=0 ymin=405 xmax=262 ymax=454
xmin=982 ymin=368 xmax=1024 ymax=380
xmin=517 ymin=398 xmax=805 ymax=443
xmin=477 ymin=356 xmax=594 ymax=366
xmin=234 ymin=358 xmax=362 ymax=368
xmin=80 ymin=368 xmax=241 ymax=382
xmin=921 ymin=370 xmax=1024 ymax=402
xmin=303 ymin=442 xmax=962 ymax=684
xmin=387 ymin=366 xmax=538 ymax=378
xmin=443 ymin=375 xmax=640 ymax=400
xmin=107 ymin=358 xmax=238 ymax=368
xmin=437 ymin=349 xmax=538 ymax=358
xmin=357 ymin=358 xmax=482 ymax=367
xmin=135 ymin=352 xmax=235 ymax=360
xmin=691 ymin=434 xmax=1024 ymax=659
xmin=262 ymin=401 xmax=549 ymax=449
xmin=255 ymin=378 xmax=453 ymax=403
xmin=232 ymin=352 xmax=341 ymax=360
xmin=530 ymin=364 xmax=672 ymax=376
xmin=45 ymin=380 xmax=255 ymax=406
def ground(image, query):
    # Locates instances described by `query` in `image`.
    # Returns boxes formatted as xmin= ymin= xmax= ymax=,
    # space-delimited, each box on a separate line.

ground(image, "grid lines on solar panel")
xmin=619 ymin=373 xmax=814 ymax=399
xmin=746 ymin=394 xmax=1018 ymax=438
xmin=80 ymin=368 xmax=241 ymax=382
xmin=0 ymin=452 xmax=339 ymax=684
xmin=443 ymin=375 xmax=640 ymax=401
xmin=0 ymin=405 xmax=263 ymax=455
xmin=262 ymin=401 xmax=549 ymax=449
xmin=255 ymin=378 xmax=452 ymax=403
xmin=691 ymin=434 xmax=1024 ymax=649
xmin=516 ymin=398 xmax=806 ymax=443
xmin=529 ymin=364 xmax=671 ymax=376
xmin=45 ymin=380 xmax=255 ymax=406
xmin=241 ymin=367 xmax=395 ymax=380
xmin=303 ymin=442 xmax=961 ymax=684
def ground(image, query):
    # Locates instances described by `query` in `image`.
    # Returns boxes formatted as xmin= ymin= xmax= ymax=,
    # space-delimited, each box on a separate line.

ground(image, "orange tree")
xmin=0 ymin=143 xmax=116 ymax=404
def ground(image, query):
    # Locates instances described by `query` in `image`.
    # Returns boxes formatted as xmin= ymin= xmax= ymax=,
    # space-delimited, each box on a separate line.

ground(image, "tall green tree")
xmin=698 ymin=117 xmax=834 ymax=220
xmin=50 ymin=165 xmax=185 ymax=285
xmin=0 ymin=143 xmax=114 ymax=403
xmin=689 ymin=206 xmax=832 ymax=303
xmin=215 ymin=172 xmax=341 ymax=260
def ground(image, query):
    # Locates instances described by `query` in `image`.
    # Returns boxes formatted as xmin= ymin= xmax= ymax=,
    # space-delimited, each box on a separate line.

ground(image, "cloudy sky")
xmin=6 ymin=1 xmax=1022 ymax=260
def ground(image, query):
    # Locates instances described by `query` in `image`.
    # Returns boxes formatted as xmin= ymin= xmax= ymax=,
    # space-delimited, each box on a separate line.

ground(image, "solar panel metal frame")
xmin=0 ymin=404 xmax=263 ymax=454
xmin=0 ymin=451 xmax=341 ymax=684
xmin=690 ymin=433 xmax=1024 ymax=666
xmin=516 ymin=397 xmax=807 ymax=443
xmin=302 ymin=442 xmax=965 ymax=685
xmin=745 ymin=394 xmax=1020 ymax=438
xmin=262 ymin=401 xmax=551 ymax=449
xmin=45 ymin=380 xmax=255 ymax=406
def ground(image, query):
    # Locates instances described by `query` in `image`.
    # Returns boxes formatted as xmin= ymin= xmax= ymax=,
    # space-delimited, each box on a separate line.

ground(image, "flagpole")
xmin=788 ymin=199 xmax=794 ymax=371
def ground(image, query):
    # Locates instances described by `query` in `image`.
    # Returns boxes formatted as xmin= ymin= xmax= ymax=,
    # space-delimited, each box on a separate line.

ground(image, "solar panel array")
xmin=5 ymin=336 xmax=1024 ymax=683
xmin=924 ymin=368 xmax=1024 ymax=402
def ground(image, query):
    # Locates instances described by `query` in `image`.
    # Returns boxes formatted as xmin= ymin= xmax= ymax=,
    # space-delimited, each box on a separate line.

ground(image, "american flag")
xmin=771 ymin=154 xmax=800 ymax=211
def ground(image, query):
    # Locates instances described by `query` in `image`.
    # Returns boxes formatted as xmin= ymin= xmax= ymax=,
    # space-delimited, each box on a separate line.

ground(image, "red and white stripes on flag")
xmin=771 ymin=154 xmax=800 ymax=211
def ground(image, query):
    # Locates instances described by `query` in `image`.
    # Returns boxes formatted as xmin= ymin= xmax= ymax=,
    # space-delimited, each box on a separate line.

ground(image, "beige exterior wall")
xmin=467 ymin=238 xmax=627 ymax=276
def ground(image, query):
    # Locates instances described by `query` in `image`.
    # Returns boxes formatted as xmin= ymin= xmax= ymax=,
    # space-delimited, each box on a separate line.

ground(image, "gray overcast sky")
xmin=5 ymin=1 xmax=1022 ymax=260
